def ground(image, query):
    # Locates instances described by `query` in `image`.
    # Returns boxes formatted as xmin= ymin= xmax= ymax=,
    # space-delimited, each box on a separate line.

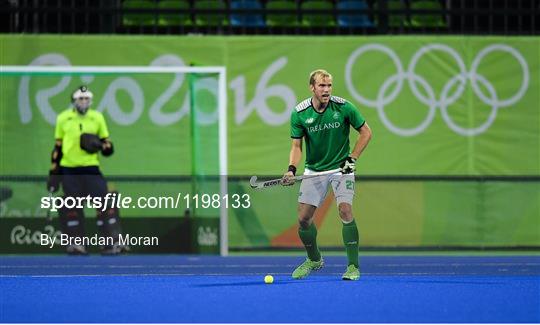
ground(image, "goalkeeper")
xmin=282 ymin=70 xmax=372 ymax=280
xmin=47 ymin=86 xmax=126 ymax=255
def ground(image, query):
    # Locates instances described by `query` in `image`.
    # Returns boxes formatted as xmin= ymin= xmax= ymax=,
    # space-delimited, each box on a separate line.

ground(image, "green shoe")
xmin=292 ymin=258 xmax=324 ymax=279
xmin=342 ymin=264 xmax=360 ymax=281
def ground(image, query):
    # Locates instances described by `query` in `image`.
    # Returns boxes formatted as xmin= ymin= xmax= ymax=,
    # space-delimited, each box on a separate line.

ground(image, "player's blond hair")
xmin=309 ymin=69 xmax=332 ymax=86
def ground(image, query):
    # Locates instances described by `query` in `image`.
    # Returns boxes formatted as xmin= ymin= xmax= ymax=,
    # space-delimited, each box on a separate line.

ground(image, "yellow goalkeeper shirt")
xmin=54 ymin=108 xmax=109 ymax=167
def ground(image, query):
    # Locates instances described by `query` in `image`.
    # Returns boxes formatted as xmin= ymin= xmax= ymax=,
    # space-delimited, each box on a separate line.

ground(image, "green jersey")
xmin=54 ymin=108 xmax=109 ymax=167
xmin=290 ymin=96 xmax=365 ymax=172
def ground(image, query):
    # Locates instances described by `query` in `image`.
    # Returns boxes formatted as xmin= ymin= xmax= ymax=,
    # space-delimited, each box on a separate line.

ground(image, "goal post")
xmin=0 ymin=65 xmax=229 ymax=256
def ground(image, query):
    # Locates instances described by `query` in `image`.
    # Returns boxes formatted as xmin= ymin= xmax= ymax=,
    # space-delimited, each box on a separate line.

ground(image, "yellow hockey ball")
xmin=264 ymin=275 xmax=274 ymax=284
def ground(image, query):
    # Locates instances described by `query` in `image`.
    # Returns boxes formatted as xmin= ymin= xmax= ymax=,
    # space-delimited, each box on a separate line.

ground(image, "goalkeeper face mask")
xmin=72 ymin=86 xmax=93 ymax=115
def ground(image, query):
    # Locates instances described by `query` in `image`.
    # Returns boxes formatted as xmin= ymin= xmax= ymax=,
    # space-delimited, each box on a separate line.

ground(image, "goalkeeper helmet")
xmin=71 ymin=86 xmax=93 ymax=115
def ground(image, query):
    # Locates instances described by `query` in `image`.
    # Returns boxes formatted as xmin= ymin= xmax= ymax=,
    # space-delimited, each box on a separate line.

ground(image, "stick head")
xmin=249 ymin=176 xmax=283 ymax=190
xmin=249 ymin=176 xmax=259 ymax=189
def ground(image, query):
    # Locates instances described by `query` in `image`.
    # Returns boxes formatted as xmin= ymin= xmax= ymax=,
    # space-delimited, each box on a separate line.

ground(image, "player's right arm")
xmin=283 ymin=109 xmax=305 ymax=186
xmin=47 ymin=138 xmax=63 ymax=192
xmin=47 ymin=113 xmax=65 ymax=192
xmin=283 ymin=138 xmax=302 ymax=186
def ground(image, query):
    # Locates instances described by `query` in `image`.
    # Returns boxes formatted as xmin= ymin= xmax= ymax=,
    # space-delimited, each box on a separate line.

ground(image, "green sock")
xmin=298 ymin=223 xmax=321 ymax=262
xmin=342 ymin=219 xmax=359 ymax=267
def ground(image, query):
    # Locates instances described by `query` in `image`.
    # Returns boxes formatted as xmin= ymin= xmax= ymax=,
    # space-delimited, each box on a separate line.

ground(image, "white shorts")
xmin=298 ymin=169 xmax=356 ymax=207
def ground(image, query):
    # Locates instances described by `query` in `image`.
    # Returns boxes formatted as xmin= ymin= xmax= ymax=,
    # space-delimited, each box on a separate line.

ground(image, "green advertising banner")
xmin=1 ymin=35 xmax=539 ymax=249
xmin=1 ymin=35 xmax=539 ymax=176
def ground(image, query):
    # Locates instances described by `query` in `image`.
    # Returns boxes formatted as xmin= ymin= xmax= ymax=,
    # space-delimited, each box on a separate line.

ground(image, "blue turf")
xmin=1 ymin=255 xmax=539 ymax=322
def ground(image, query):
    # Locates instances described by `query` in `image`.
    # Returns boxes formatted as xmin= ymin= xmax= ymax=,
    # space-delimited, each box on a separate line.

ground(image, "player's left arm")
xmin=350 ymin=122 xmax=372 ymax=160
xmin=341 ymin=102 xmax=372 ymax=173
xmin=98 ymin=113 xmax=114 ymax=157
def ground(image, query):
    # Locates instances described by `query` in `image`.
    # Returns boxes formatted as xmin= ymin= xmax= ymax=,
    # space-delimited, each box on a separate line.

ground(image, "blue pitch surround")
xmin=1 ymin=255 xmax=539 ymax=323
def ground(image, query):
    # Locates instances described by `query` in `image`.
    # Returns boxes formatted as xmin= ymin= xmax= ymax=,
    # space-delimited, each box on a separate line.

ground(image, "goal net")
xmin=0 ymin=65 xmax=229 ymax=256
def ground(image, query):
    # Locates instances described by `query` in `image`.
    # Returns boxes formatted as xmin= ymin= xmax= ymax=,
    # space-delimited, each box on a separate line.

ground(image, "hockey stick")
xmin=249 ymin=168 xmax=342 ymax=190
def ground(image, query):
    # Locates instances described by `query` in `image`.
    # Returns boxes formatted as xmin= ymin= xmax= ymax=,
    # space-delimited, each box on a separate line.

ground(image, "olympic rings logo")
xmin=345 ymin=43 xmax=529 ymax=136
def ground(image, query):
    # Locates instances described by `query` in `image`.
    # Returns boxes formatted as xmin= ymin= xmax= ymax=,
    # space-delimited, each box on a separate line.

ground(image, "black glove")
xmin=101 ymin=139 xmax=114 ymax=157
xmin=47 ymin=170 xmax=61 ymax=193
xmin=340 ymin=156 xmax=356 ymax=174
xmin=80 ymin=133 xmax=102 ymax=153
xmin=47 ymin=144 xmax=63 ymax=193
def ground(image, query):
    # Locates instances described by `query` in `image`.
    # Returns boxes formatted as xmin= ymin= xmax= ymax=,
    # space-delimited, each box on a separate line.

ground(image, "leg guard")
xmin=96 ymin=191 xmax=128 ymax=255
xmin=58 ymin=203 xmax=87 ymax=255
